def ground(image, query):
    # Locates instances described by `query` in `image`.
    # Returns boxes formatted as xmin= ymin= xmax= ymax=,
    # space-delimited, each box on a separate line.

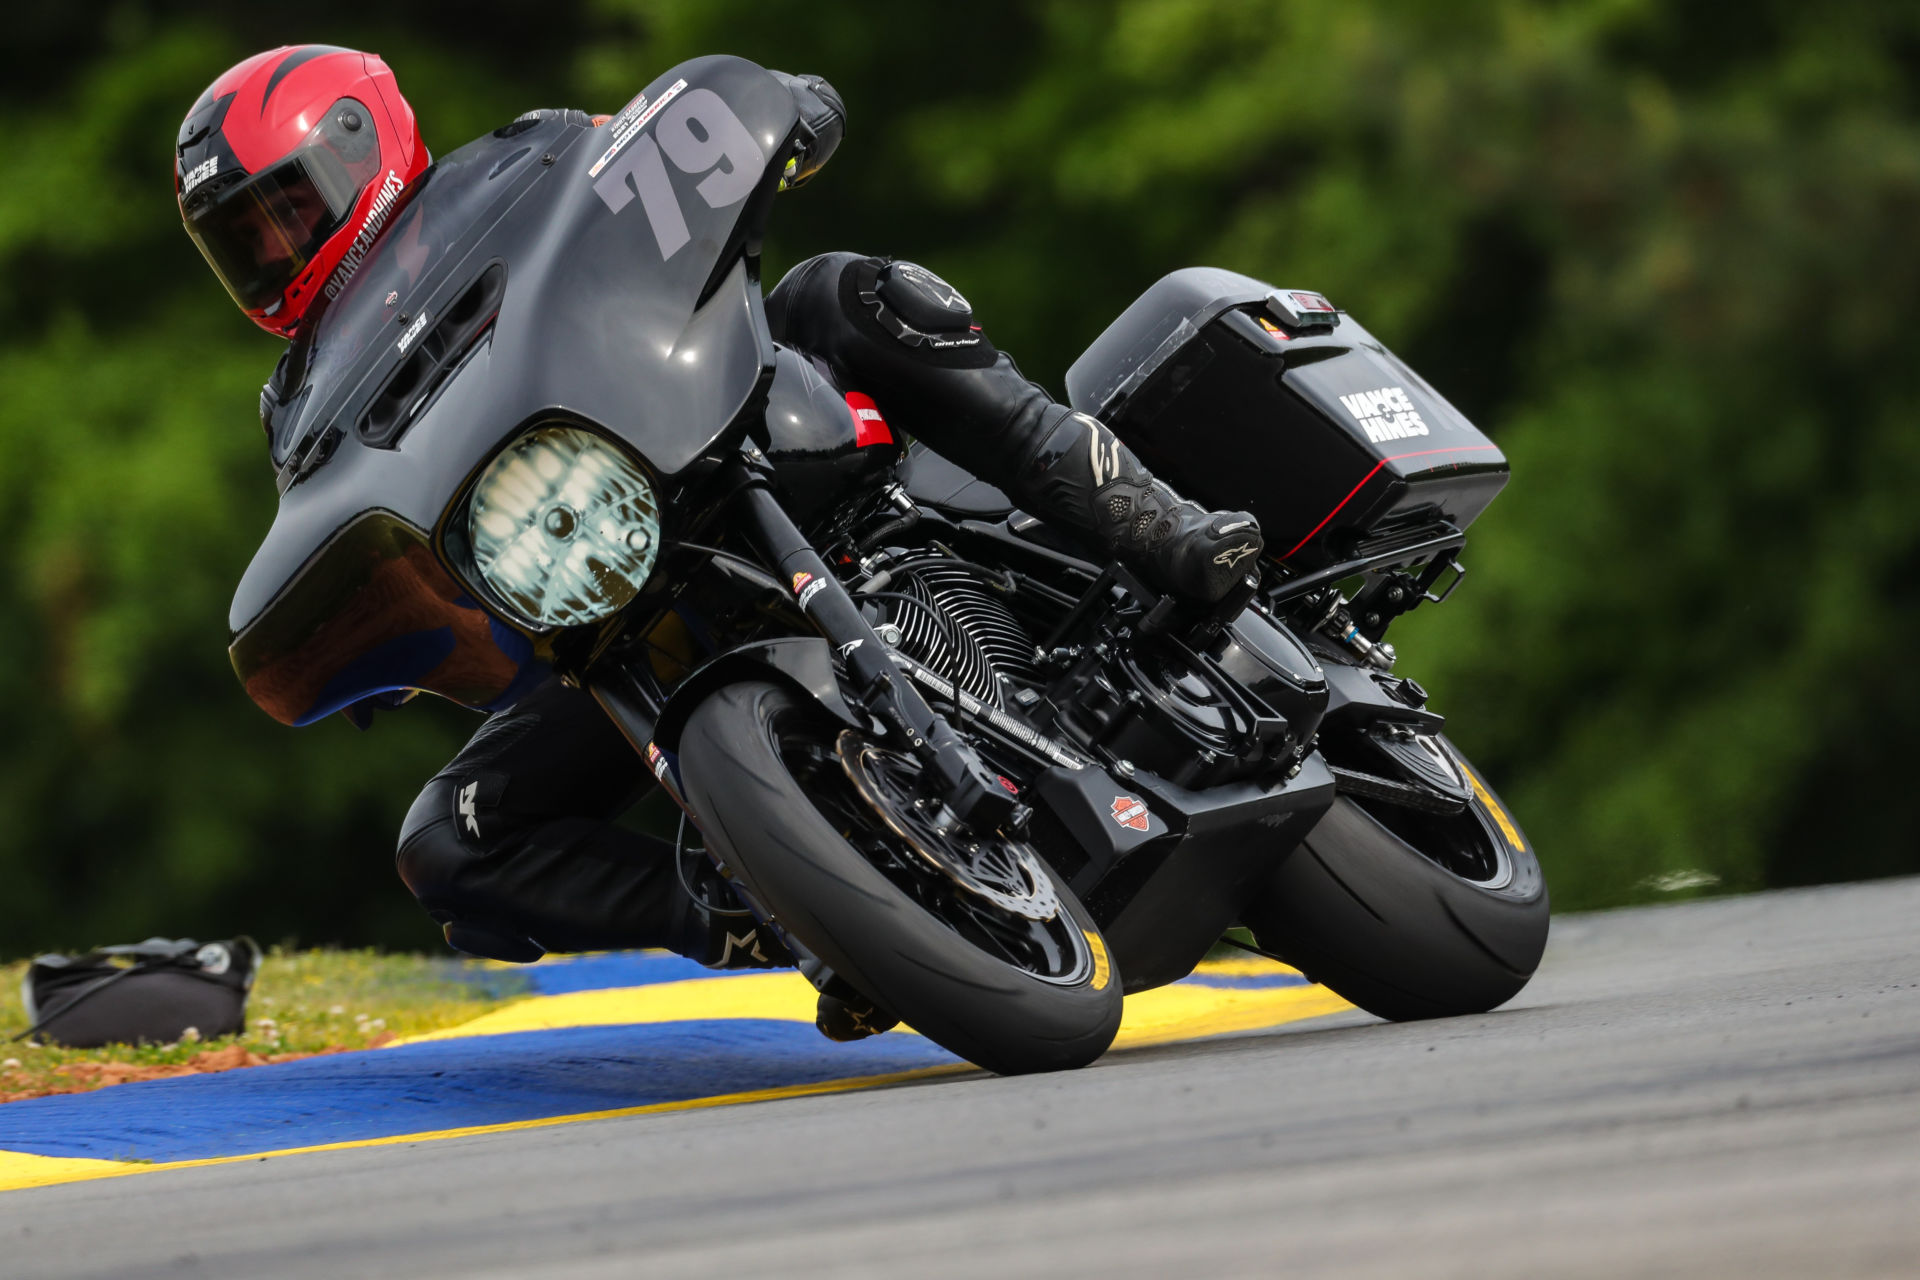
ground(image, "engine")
xmin=864 ymin=554 xmax=1039 ymax=709
xmin=854 ymin=545 xmax=1329 ymax=793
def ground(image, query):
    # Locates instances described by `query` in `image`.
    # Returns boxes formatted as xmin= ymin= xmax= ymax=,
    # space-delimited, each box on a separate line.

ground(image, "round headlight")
xmin=467 ymin=426 xmax=661 ymax=628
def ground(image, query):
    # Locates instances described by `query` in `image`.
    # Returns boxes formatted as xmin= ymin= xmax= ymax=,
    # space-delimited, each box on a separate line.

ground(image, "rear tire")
xmin=1241 ymin=737 xmax=1548 ymax=1022
xmin=677 ymin=681 xmax=1123 ymax=1075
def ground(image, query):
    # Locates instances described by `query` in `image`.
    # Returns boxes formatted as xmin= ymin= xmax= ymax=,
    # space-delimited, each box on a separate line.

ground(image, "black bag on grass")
xmin=16 ymin=937 xmax=260 ymax=1048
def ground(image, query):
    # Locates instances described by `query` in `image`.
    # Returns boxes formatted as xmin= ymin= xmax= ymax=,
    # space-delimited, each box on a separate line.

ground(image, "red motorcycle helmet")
xmin=176 ymin=45 xmax=428 ymax=339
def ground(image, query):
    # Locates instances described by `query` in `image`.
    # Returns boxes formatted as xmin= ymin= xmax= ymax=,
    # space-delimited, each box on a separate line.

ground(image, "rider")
xmin=177 ymin=46 xmax=1264 ymax=1036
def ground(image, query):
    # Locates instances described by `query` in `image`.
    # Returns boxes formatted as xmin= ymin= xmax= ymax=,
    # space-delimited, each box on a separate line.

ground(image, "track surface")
xmin=6 ymin=878 xmax=1918 ymax=1279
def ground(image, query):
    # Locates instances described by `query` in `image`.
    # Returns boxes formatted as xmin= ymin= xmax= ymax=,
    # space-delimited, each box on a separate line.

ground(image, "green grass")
xmin=0 ymin=948 xmax=532 ymax=1102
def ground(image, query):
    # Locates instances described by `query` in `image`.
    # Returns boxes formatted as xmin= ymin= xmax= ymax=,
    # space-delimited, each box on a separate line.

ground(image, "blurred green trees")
xmin=0 ymin=1 xmax=1913 ymax=954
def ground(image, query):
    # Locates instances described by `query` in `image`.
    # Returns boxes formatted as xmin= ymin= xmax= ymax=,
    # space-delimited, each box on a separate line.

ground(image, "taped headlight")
xmin=467 ymin=425 xmax=661 ymax=628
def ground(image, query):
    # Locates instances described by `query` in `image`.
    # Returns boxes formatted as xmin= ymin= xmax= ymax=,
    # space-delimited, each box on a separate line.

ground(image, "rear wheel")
xmin=1240 ymin=735 xmax=1549 ymax=1022
xmin=676 ymin=681 xmax=1122 ymax=1075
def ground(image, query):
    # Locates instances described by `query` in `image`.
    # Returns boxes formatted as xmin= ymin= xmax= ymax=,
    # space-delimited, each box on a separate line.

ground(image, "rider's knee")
xmin=395 ymin=772 xmax=544 ymax=962
xmin=768 ymin=252 xmax=995 ymax=371
xmin=766 ymin=251 xmax=865 ymax=343
xmin=395 ymin=773 xmax=464 ymax=910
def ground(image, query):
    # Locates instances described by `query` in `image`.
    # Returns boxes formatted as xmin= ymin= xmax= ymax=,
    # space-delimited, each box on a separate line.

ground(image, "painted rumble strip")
xmin=0 ymin=955 xmax=1350 ymax=1193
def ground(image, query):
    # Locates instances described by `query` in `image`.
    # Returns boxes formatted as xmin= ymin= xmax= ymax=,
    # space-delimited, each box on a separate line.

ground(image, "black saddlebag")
xmin=1064 ymin=268 xmax=1509 ymax=572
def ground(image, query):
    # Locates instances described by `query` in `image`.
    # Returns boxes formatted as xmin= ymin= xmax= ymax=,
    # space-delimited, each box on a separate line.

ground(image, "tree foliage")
xmin=0 ymin=1 xmax=1913 ymax=953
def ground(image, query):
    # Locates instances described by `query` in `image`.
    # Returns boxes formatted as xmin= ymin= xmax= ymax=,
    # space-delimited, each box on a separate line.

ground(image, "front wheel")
xmin=676 ymin=681 xmax=1123 ymax=1075
xmin=1240 ymin=736 xmax=1549 ymax=1022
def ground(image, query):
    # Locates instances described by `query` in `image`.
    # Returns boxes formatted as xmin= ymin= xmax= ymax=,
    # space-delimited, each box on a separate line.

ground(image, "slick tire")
xmin=677 ymin=681 xmax=1123 ymax=1075
xmin=1241 ymin=740 xmax=1548 ymax=1022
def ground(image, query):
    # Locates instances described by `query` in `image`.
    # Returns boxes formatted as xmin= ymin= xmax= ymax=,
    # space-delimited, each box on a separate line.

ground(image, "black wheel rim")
xmin=771 ymin=715 xmax=1094 ymax=986
xmin=1349 ymin=742 xmax=1514 ymax=889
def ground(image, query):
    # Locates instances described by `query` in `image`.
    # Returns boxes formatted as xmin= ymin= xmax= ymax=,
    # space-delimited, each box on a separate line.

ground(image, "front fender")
xmin=646 ymin=636 xmax=864 ymax=757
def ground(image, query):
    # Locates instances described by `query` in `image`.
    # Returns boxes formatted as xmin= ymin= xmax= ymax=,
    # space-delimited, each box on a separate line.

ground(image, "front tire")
xmin=676 ymin=681 xmax=1123 ymax=1075
xmin=1240 ymin=737 xmax=1549 ymax=1022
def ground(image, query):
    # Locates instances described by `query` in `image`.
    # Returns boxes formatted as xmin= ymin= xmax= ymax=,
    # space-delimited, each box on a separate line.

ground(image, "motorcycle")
xmin=231 ymin=54 xmax=1549 ymax=1076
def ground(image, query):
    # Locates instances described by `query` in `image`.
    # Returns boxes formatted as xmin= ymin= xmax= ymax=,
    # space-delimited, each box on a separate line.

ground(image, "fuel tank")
xmin=1065 ymin=268 xmax=1508 ymax=572
xmin=762 ymin=345 xmax=904 ymax=523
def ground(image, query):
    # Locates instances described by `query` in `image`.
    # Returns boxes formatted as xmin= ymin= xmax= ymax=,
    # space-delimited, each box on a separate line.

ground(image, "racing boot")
xmin=668 ymin=853 xmax=793 ymax=971
xmin=1010 ymin=408 xmax=1264 ymax=603
xmin=814 ymin=976 xmax=900 ymax=1042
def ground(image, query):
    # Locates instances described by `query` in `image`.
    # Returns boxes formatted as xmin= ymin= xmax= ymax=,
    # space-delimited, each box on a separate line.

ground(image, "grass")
xmin=0 ymin=948 xmax=533 ymax=1102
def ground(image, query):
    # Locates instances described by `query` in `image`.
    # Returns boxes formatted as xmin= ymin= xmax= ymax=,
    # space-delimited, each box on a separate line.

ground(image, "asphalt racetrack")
xmin=5 ymin=877 xmax=1918 ymax=1279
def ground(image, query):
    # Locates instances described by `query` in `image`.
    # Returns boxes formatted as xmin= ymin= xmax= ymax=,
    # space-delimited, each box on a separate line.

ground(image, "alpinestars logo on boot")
xmin=1339 ymin=385 xmax=1430 ymax=444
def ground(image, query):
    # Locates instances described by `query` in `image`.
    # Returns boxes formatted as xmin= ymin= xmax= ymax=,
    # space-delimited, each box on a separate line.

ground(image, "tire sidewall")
xmin=1243 ymin=737 xmax=1550 ymax=1021
xmin=677 ymin=680 xmax=1123 ymax=1074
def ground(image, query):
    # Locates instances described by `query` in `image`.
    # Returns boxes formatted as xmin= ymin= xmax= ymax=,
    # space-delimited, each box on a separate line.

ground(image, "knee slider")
xmin=853 ymin=259 xmax=993 ymax=360
xmin=871 ymin=261 xmax=975 ymax=338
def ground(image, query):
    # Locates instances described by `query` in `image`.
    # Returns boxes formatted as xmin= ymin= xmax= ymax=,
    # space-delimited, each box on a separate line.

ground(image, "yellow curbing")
xmin=388 ymin=959 xmax=1327 ymax=1047
xmin=1113 ymin=982 xmax=1352 ymax=1048
xmin=0 ymin=959 xmax=1352 ymax=1195
xmin=388 ymin=970 xmax=821 ymax=1044
xmin=0 ymin=1151 xmax=152 ymax=1192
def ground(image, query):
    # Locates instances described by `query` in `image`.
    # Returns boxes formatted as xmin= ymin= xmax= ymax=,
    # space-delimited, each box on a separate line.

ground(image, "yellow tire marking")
xmin=1458 ymin=758 xmax=1526 ymax=852
xmin=1085 ymin=931 xmax=1112 ymax=990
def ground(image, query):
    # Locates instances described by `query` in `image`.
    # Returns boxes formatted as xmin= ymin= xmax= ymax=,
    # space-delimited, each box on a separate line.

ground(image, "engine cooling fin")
xmin=879 ymin=556 xmax=1038 ymax=708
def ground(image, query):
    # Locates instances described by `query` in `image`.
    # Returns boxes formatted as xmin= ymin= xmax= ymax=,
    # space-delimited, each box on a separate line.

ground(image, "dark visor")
xmin=185 ymin=157 xmax=349 ymax=312
xmin=184 ymin=103 xmax=382 ymax=313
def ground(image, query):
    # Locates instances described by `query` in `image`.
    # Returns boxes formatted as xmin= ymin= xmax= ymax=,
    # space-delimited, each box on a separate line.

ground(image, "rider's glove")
xmin=769 ymin=71 xmax=844 ymax=190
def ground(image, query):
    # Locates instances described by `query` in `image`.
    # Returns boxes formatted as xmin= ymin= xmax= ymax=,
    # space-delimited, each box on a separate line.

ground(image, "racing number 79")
xmin=591 ymin=88 xmax=766 ymax=259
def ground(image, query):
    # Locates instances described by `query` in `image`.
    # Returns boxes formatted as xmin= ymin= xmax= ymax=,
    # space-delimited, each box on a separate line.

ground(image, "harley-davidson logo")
xmin=1111 ymin=796 xmax=1150 ymax=832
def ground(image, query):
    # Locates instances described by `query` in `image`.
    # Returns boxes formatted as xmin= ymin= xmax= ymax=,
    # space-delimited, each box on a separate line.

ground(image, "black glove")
xmin=768 ymin=70 xmax=845 ymax=189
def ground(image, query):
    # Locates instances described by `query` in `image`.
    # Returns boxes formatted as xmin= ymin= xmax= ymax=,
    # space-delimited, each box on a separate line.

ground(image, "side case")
xmin=1065 ymin=268 xmax=1510 ymax=571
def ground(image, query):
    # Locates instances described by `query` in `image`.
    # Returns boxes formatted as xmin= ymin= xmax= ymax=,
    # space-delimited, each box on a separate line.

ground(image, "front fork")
xmin=725 ymin=456 xmax=1018 ymax=833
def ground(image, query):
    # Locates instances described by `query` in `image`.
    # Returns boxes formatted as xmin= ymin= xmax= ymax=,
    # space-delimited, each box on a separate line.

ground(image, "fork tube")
xmin=726 ymin=459 xmax=1015 ymax=831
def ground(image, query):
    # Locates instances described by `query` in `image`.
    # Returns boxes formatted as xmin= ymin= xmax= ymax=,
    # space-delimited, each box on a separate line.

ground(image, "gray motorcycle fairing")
xmin=229 ymin=55 xmax=803 ymax=725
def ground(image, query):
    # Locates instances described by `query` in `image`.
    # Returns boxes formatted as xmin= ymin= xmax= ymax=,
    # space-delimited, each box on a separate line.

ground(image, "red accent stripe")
xmin=844 ymin=391 xmax=894 ymax=447
xmin=1278 ymin=445 xmax=1502 ymax=561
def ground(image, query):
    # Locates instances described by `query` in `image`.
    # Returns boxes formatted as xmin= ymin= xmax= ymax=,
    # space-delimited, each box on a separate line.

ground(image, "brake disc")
xmin=836 ymin=731 xmax=1061 ymax=922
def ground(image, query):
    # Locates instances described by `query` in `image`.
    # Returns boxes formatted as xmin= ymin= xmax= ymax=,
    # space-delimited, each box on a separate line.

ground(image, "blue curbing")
xmin=0 ymin=1020 xmax=961 ymax=1164
xmin=1177 ymin=971 xmax=1309 ymax=991
xmin=0 ymin=953 xmax=1314 ymax=1176
xmin=506 ymin=952 xmax=1308 ymax=995
xmin=512 ymin=952 xmax=730 ymax=995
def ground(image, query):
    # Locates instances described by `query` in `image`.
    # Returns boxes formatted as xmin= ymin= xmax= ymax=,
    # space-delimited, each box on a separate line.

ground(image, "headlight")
xmin=467 ymin=425 xmax=661 ymax=628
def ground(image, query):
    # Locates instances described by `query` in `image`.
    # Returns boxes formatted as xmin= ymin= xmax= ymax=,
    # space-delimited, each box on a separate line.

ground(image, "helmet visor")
xmin=183 ymin=103 xmax=382 ymax=314
xmin=184 ymin=156 xmax=348 ymax=312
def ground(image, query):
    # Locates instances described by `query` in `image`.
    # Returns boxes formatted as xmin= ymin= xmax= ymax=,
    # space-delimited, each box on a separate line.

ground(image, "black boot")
xmin=1011 ymin=409 xmax=1264 ymax=603
xmin=668 ymin=853 xmax=793 ymax=971
xmin=815 ymin=976 xmax=900 ymax=1041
